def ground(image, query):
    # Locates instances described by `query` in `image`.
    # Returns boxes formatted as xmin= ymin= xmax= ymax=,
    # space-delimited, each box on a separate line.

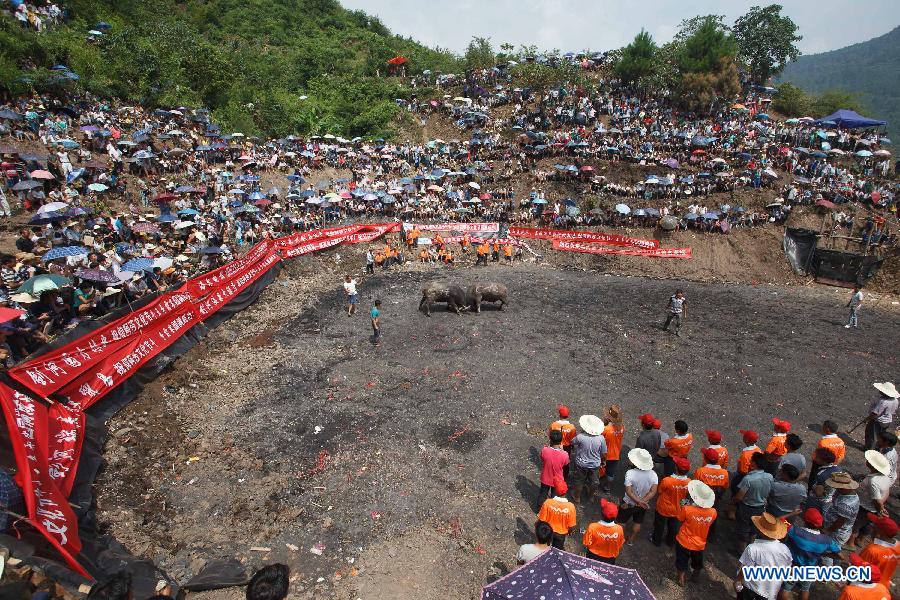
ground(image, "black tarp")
xmin=783 ymin=228 xmax=884 ymax=284
xmin=0 ymin=261 xmax=283 ymax=596
xmin=782 ymin=227 xmax=818 ymax=275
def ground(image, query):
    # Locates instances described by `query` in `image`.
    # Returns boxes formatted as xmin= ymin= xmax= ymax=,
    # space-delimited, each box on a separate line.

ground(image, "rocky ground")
xmin=93 ymin=245 xmax=900 ymax=600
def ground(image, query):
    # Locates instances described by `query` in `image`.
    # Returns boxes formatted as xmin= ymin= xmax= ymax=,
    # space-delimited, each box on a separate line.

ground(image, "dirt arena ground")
xmin=95 ymin=257 xmax=900 ymax=600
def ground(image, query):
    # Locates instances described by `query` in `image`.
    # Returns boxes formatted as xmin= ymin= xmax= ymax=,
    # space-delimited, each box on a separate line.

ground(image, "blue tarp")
xmin=816 ymin=109 xmax=886 ymax=129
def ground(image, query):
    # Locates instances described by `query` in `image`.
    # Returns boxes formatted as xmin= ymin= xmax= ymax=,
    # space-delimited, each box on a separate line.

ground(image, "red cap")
xmin=639 ymin=413 xmax=655 ymax=426
xmin=705 ymin=429 xmax=722 ymax=443
xmin=702 ymin=448 xmax=720 ymax=463
xmin=772 ymin=418 xmax=791 ymax=433
xmin=600 ymin=498 xmax=618 ymax=521
xmin=558 ymin=405 xmax=570 ymax=418
xmin=554 ymin=477 xmax=568 ymax=496
xmin=739 ymin=429 xmax=759 ymax=443
xmin=673 ymin=457 xmax=690 ymax=472
xmin=849 ymin=554 xmax=881 ymax=583
xmin=652 ymin=418 xmax=662 ymax=429
xmin=802 ymin=508 xmax=823 ymax=528
xmin=867 ymin=513 xmax=899 ymax=537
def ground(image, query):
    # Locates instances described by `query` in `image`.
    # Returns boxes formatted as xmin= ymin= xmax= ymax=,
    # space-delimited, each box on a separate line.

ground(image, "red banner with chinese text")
xmin=509 ymin=226 xmax=659 ymax=249
xmin=551 ymin=239 xmax=692 ymax=258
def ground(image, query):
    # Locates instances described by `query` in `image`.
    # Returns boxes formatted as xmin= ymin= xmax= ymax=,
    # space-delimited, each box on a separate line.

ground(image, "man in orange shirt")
xmin=602 ymin=405 xmax=625 ymax=492
xmin=839 ymin=555 xmax=890 ymax=600
xmin=491 ymin=241 xmax=500 ymax=262
xmin=859 ymin=515 xmax=899 ymax=587
xmin=731 ymin=429 xmax=760 ymax=493
xmin=475 ymin=242 xmax=489 ymax=266
xmin=503 ymin=243 xmax=513 ymax=262
xmin=461 ymin=234 xmax=470 ymax=253
xmin=704 ymin=429 xmax=729 ymax=468
xmin=675 ymin=480 xmax=717 ymax=587
xmin=662 ymin=420 xmax=693 ymax=476
xmin=583 ymin=499 xmax=625 ymax=564
xmin=537 ymin=478 xmax=576 ymax=550
xmin=694 ymin=448 xmax=728 ymax=542
xmin=549 ymin=405 xmax=578 ymax=479
xmin=765 ymin=418 xmax=791 ymax=457
xmin=652 ymin=457 xmax=691 ymax=547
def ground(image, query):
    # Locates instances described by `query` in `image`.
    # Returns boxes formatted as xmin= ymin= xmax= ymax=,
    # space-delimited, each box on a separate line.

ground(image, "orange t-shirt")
xmin=818 ymin=435 xmax=846 ymax=464
xmin=859 ymin=540 xmax=900 ymax=586
xmin=655 ymin=474 xmax=690 ymax=517
xmin=538 ymin=496 xmax=577 ymax=535
xmin=665 ymin=433 xmax=693 ymax=459
xmin=582 ymin=521 xmax=625 ymax=558
xmin=504 ymin=244 xmax=513 ymax=257
xmin=738 ymin=445 xmax=761 ymax=475
xmin=837 ymin=583 xmax=890 ymax=600
xmin=706 ymin=444 xmax=729 ymax=468
xmin=602 ymin=424 xmax=625 ymax=461
xmin=550 ymin=420 xmax=578 ymax=447
xmin=693 ymin=464 xmax=729 ymax=490
xmin=765 ymin=433 xmax=788 ymax=456
xmin=676 ymin=505 xmax=717 ymax=551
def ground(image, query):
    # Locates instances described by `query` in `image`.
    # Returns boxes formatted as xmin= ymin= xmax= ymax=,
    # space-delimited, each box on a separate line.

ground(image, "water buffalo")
xmin=467 ymin=282 xmax=508 ymax=313
xmin=419 ymin=281 xmax=450 ymax=316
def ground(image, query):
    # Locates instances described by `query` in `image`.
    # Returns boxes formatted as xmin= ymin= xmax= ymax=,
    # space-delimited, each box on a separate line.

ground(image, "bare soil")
xmin=94 ymin=249 xmax=900 ymax=600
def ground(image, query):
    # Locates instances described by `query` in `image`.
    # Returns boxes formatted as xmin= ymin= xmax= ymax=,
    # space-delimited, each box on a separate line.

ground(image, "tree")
xmin=811 ymin=90 xmax=864 ymax=117
xmin=733 ymin=4 xmax=801 ymax=84
xmin=772 ymin=82 xmax=810 ymax=116
xmin=464 ymin=36 xmax=495 ymax=70
xmin=614 ymin=30 xmax=657 ymax=86
xmin=676 ymin=17 xmax=740 ymax=113
xmin=673 ymin=14 xmax=730 ymax=46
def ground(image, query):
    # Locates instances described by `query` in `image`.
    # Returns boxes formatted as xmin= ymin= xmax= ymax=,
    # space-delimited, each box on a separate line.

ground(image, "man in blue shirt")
xmin=370 ymin=299 xmax=381 ymax=346
xmin=782 ymin=508 xmax=841 ymax=600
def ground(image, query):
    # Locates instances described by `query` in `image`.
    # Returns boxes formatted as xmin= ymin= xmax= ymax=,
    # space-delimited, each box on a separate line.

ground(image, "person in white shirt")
xmin=620 ymin=448 xmax=659 ymax=545
xmin=736 ymin=512 xmax=793 ymax=600
xmin=516 ymin=521 xmax=552 ymax=565
xmin=343 ymin=274 xmax=358 ymax=316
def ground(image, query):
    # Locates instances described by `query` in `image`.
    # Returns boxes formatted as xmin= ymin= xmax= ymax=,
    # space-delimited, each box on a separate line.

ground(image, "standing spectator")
xmin=652 ymin=457 xmax=691 ymax=547
xmin=663 ymin=289 xmax=687 ymax=336
xmin=703 ymin=428 xmax=729 ymax=467
xmin=675 ymin=480 xmax=717 ymax=587
xmin=848 ymin=451 xmax=892 ymax=547
xmin=822 ymin=472 xmax=861 ymax=554
xmin=619 ymin=448 xmax=658 ymax=545
xmin=635 ymin=413 xmax=662 ymax=458
xmin=571 ymin=414 xmax=606 ymax=504
xmin=767 ymin=464 xmax=806 ymax=519
xmin=583 ymin=499 xmax=625 ymax=564
xmin=732 ymin=452 xmax=774 ymax=552
xmin=838 ymin=555 xmax=889 ymax=600
xmin=777 ymin=433 xmax=806 ymax=478
xmin=865 ymin=382 xmax=899 ymax=450
xmin=806 ymin=447 xmax=840 ymax=512
xmin=601 ymin=405 xmax=624 ymax=492
xmin=693 ymin=447 xmax=729 ymax=542
xmin=537 ymin=478 xmax=576 ymax=549
xmin=844 ymin=284 xmax=863 ymax=329
xmin=246 ymin=564 xmax=290 ymax=600
xmin=365 ymin=249 xmax=374 ymax=274
xmin=549 ymin=405 xmax=577 ymax=476
xmin=538 ymin=429 xmax=568 ymax=503
xmin=343 ymin=274 xmax=358 ymax=316
xmin=0 ymin=468 xmax=24 ymax=533
xmin=781 ymin=508 xmax=841 ymax=600
xmin=662 ymin=419 xmax=692 ymax=476
xmin=516 ymin=521 xmax=553 ymax=565
xmin=735 ymin=513 xmax=793 ymax=600
xmin=874 ymin=430 xmax=897 ymax=484
xmin=858 ymin=515 xmax=899 ymax=587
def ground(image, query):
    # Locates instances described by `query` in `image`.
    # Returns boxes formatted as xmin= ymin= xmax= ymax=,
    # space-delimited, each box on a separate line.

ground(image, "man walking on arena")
xmin=343 ymin=274 xmax=358 ymax=316
xmin=844 ymin=284 xmax=863 ymax=329
xmin=663 ymin=289 xmax=687 ymax=336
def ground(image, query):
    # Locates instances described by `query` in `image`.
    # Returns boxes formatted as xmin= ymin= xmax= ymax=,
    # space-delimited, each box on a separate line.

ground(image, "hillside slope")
xmin=0 ymin=0 xmax=459 ymax=137
xmin=780 ymin=26 xmax=900 ymax=139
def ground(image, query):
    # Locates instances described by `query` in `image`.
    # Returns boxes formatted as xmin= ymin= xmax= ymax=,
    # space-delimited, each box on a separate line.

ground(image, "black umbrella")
xmin=0 ymin=109 xmax=23 ymax=121
xmin=12 ymin=180 xmax=43 ymax=191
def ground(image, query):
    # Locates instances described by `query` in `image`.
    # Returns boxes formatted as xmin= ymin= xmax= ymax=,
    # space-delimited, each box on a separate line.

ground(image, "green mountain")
xmin=0 ymin=0 xmax=460 ymax=137
xmin=779 ymin=26 xmax=900 ymax=140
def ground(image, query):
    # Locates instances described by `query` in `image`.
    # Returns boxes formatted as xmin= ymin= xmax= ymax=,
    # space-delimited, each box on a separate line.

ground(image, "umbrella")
xmin=0 ymin=307 xmax=25 ymax=324
xmin=12 ymin=180 xmax=43 ymax=191
xmin=42 ymin=246 xmax=89 ymax=262
xmin=0 ymin=109 xmax=23 ymax=121
xmin=199 ymin=246 xmax=224 ymax=254
xmin=87 ymin=183 xmax=108 ymax=192
xmin=131 ymin=222 xmax=160 ymax=233
xmin=132 ymin=150 xmax=155 ymax=160
xmin=36 ymin=202 xmax=69 ymax=214
xmin=157 ymin=213 xmax=177 ymax=223
xmin=29 ymin=170 xmax=54 ymax=180
xmin=115 ymin=242 xmax=139 ymax=254
xmin=468 ymin=182 xmax=481 ymax=190
xmin=121 ymin=258 xmax=154 ymax=272
xmin=75 ymin=268 xmax=119 ymax=283
xmin=855 ymin=150 xmax=873 ymax=158
xmin=178 ymin=208 xmax=199 ymax=216
xmin=17 ymin=274 xmax=71 ymax=295
xmin=154 ymin=193 xmax=177 ymax=203
xmin=615 ymin=203 xmax=631 ymax=214
xmin=481 ymin=548 xmax=655 ymax=600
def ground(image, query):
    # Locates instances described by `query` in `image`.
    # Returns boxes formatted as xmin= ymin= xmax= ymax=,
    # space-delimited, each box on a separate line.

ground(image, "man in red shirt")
xmin=652 ymin=457 xmax=691 ymax=547
xmin=539 ymin=429 xmax=569 ymax=505
xmin=549 ymin=405 xmax=577 ymax=479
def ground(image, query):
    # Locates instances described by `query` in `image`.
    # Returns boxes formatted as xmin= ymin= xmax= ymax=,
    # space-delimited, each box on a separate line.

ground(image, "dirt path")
xmin=95 ymin=256 xmax=899 ymax=600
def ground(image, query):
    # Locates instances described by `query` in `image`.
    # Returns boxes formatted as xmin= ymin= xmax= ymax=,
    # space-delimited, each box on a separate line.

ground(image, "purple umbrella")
xmin=482 ymin=548 xmax=655 ymax=600
xmin=75 ymin=268 xmax=119 ymax=283
xmin=663 ymin=158 xmax=679 ymax=169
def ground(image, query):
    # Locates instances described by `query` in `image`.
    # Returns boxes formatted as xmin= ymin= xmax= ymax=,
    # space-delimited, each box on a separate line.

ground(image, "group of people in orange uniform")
xmin=403 ymin=227 xmax=517 ymax=267
xmin=526 ymin=404 xmax=899 ymax=598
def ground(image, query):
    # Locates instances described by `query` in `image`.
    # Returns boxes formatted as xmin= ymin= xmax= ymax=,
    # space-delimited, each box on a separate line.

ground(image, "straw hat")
xmin=579 ymin=414 xmax=604 ymax=436
xmin=751 ymin=512 xmax=789 ymax=540
xmin=825 ymin=472 xmax=859 ymax=490
xmin=628 ymin=448 xmax=654 ymax=471
xmin=864 ymin=450 xmax=891 ymax=477
xmin=873 ymin=382 xmax=899 ymax=399
xmin=687 ymin=480 xmax=715 ymax=509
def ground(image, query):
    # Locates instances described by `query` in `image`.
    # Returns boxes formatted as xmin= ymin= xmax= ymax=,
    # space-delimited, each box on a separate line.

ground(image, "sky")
xmin=340 ymin=0 xmax=900 ymax=56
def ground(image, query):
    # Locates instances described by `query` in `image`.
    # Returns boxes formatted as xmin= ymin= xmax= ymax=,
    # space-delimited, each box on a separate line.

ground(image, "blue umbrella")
xmin=177 ymin=208 xmax=199 ymax=216
xmin=286 ymin=174 xmax=305 ymax=182
xmin=175 ymin=185 xmax=195 ymax=193
xmin=703 ymin=211 xmax=721 ymax=220
xmin=42 ymin=246 xmax=89 ymax=262
xmin=248 ymin=191 xmax=266 ymax=200
xmin=157 ymin=213 xmax=177 ymax=223
xmin=300 ymin=189 xmax=316 ymax=198
xmin=481 ymin=548 xmax=654 ymax=600
xmin=121 ymin=258 xmax=154 ymax=272
xmin=58 ymin=139 xmax=80 ymax=149
xmin=615 ymin=203 xmax=631 ymax=214
xmin=115 ymin=242 xmax=138 ymax=255
xmin=199 ymin=246 xmax=224 ymax=254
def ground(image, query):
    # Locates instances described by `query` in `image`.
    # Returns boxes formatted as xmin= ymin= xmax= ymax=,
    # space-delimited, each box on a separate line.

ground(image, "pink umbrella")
xmin=30 ymin=170 xmax=55 ymax=180
xmin=131 ymin=222 xmax=160 ymax=233
xmin=0 ymin=307 xmax=25 ymax=324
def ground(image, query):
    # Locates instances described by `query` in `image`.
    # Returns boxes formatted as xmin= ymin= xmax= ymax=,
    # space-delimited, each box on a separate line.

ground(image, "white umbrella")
xmin=36 ymin=202 xmax=69 ymax=215
xmin=468 ymin=182 xmax=480 ymax=190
